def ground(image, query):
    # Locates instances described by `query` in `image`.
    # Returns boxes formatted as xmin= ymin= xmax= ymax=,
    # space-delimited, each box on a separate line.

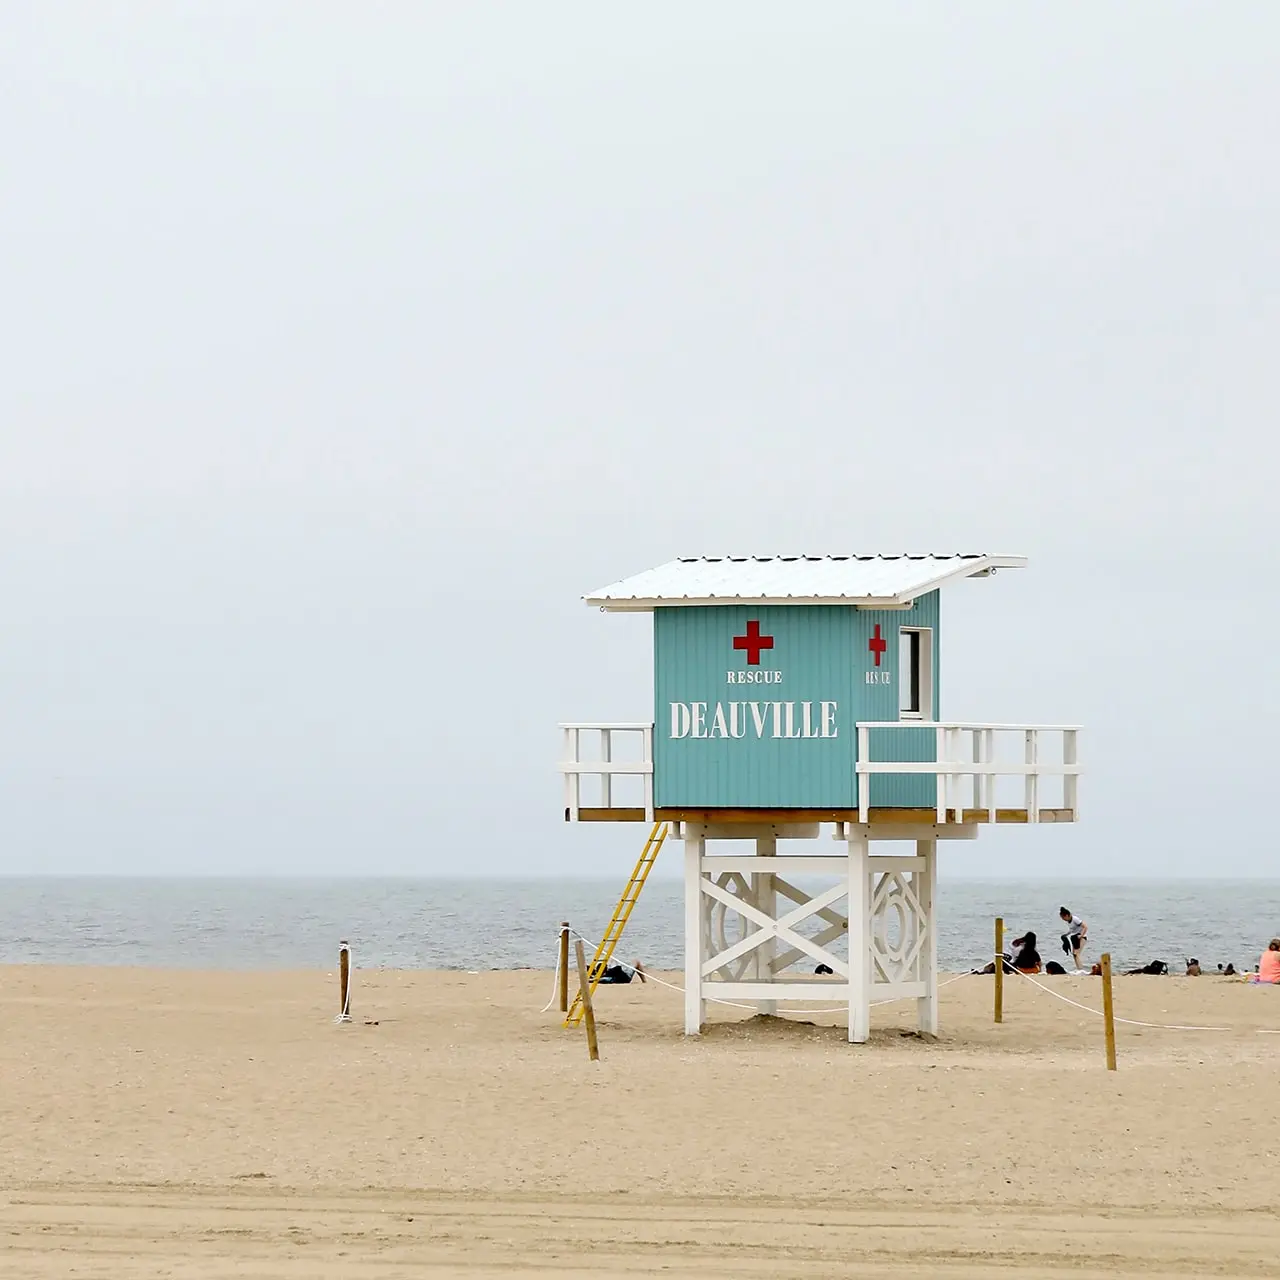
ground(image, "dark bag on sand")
xmin=1044 ymin=960 xmax=1067 ymax=975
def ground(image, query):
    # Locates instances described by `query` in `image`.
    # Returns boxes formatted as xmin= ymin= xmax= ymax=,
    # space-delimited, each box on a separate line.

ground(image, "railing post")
xmin=1063 ymin=729 xmax=1079 ymax=819
xmin=857 ymin=724 xmax=870 ymax=822
xmin=600 ymin=728 xmax=612 ymax=810
xmin=951 ymin=725 xmax=965 ymax=818
xmin=570 ymin=727 xmax=582 ymax=820
xmin=934 ymin=724 xmax=947 ymax=823
xmin=642 ymin=724 xmax=654 ymax=821
xmin=1024 ymin=729 xmax=1039 ymax=823
xmin=985 ymin=728 xmax=996 ymax=822
xmin=971 ymin=727 xmax=984 ymax=814
xmin=562 ymin=727 xmax=573 ymax=819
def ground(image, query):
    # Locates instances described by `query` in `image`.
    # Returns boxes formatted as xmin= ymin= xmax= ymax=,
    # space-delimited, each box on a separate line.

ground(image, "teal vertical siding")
xmin=652 ymin=592 xmax=943 ymax=811
xmin=860 ymin=591 xmax=941 ymax=808
xmin=654 ymin=606 xmax=855 ymax=808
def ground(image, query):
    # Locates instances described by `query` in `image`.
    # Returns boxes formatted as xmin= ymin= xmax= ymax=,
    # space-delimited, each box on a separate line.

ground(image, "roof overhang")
xmin=584 ymin=554 xmax=1028 ymax=612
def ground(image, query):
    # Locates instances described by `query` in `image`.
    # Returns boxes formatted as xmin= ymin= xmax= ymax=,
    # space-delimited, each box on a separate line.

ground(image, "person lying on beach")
xmin=973 ymin=948 xmax=1011 ymax=975
xmin=597 ymin=960 xmax=646 ymax=985
xmin=1246 ymin=939 xmax=1280 ymax=985
xmin=1059 ymin=907 xmax=1087 ymax=971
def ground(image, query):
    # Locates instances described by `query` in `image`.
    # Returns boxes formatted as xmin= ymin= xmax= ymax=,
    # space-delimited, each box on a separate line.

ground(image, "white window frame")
xmin=898 ymin=627 xmax=934 ymax=721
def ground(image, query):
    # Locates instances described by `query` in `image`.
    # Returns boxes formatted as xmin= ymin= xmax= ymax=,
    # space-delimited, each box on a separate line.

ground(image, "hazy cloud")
xmin=1 ymin=2 xmax=1275 ymax=876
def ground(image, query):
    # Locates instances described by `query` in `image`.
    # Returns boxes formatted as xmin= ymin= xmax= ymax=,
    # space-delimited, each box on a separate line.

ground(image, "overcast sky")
xmin=1 ymin=3 xmax=1276 ymax=878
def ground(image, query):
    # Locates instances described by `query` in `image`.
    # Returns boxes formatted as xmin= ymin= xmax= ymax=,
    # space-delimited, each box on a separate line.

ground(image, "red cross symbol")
xmin=732 ymin=620 xmax=774 ymax=665
xmin=868 ymin=624 xmax=887 ymax=666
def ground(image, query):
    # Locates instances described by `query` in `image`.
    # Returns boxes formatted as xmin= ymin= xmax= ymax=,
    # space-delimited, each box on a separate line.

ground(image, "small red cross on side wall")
xmin=869 ymin=624 xmax=887 ymax=666
xmin=732 ymin=620 xmax=774 ymax=665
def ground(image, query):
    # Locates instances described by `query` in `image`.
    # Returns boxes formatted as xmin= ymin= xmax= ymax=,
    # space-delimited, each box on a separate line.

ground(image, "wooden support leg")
xmin=684 ymin=832 xmax=705 ymax=1035
xmin=916 ymin=838 xmax=938 ymax=1035
xmin=755 ymin=833 xmax=777 ymax=1015
xmin=847 ymin=829 xmax=870 ymax=1044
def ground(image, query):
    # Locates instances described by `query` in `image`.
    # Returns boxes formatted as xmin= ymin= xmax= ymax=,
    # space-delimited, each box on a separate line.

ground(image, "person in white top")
xmin=1059 ymin=907 xmax=1087 ymax=972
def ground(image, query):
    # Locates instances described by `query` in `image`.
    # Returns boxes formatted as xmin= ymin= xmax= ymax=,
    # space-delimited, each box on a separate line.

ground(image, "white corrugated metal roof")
xmin=585 ymin=554 xmax=1026 ymax=610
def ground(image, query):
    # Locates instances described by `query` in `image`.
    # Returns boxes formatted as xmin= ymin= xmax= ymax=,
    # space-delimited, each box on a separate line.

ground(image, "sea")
xmin=1 ymin=877 xmax=1277 ymax=975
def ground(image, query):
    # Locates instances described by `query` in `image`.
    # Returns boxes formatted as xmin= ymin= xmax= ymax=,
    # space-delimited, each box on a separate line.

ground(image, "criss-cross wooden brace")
xmin=707 ymin=872 xmax=754 ymax=981
xmin=767 ymin=876 xmax=849 ymax=975
xmin=700 ymin=878 xmax=851 ymax=980
xmin=869 ymin=870 xmax=928 ymax=985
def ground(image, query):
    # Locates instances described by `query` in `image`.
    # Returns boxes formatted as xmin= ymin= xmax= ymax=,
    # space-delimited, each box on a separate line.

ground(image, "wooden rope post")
xmin=994 ymin=917 xmax=1004 ymax=1024
xmin=1101 ymin=952 xmax=1117 ymax=1071
xmin=573 ymin=939 xmax=600 ymax=1062
xmin=558 ymin=922 xmax=570 ymax=1013
xmin=338 ymin=940 xmax=352 ymax=1023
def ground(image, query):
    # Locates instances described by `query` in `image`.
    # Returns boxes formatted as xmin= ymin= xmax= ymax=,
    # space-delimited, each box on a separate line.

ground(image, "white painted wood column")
xmin=684 ymin=831 xmax=705 ymax=1035
xmin=847 ymin=828 xmax=870 ymax=1044
xmin=754 ymin=833 xmax=777 ymax=1015
xmin=917 ymin=837 xmax=938 ymax=1035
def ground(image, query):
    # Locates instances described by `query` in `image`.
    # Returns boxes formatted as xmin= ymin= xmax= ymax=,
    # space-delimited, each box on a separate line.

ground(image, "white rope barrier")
xmin=557 ymin=928 xmax=969 ymax=1016
xmin=539 ymin=940 xmax=564 ymax=1014
xmin=541 ymin=929 xmax=1274 ymax=1035
xmin=1003 ymin=959 xmax=1233 ymax=1033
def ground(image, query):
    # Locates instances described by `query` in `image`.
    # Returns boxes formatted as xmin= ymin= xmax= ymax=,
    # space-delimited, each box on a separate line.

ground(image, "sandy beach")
xmin=2 ymin=964 xmax=1279 ymax=1277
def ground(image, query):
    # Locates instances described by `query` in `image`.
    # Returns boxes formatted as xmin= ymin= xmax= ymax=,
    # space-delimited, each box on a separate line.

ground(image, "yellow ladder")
xmin=565 ymin=821 xmax=669 ymax=1027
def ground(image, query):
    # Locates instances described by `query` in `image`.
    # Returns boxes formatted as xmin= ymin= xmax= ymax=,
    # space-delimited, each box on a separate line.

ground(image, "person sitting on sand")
xmin=597 ymin=960 xmax=646 ymax=985
xmin=1059 ymin=907 xmax=1088 ymax=972
xmin=1010 ymin=931 xmax=1041 ymax=974
xmin=1247 ymin=939 xmax=1280 ymax=985
xmin=973 ymin=931 xmax=1039 ymax=975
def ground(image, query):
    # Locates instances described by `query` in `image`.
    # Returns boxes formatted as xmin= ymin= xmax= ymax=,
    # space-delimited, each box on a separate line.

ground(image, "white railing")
xmin=559 ymin=722 xmax=654 ymax=821
xmin=855 ymin=722 xmax=1081 ymax=824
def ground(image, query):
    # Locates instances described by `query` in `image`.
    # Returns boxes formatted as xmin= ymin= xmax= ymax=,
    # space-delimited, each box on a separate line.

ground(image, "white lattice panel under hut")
xmin=679 ymin=822 xmax=960 ymax=1042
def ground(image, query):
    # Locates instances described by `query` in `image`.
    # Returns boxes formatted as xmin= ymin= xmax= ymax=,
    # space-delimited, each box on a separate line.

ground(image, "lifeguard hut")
xmin=559 ymin=554 xmax=1080 ymax=1042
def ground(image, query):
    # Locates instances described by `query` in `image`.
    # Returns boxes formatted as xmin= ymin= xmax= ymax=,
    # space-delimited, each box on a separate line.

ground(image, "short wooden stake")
xmin=574 ymin=939 xmax=600 ymax=1062
xmin=994 ymin=917 xmax=1004 ymax=1024
xmin=1101 ymin=952 xmax=1117 ymax=1071
xmin=558 ymin=922 xmax=570 ymax=1013
xmin=338 ymin=941 xmax=352 ymax=1023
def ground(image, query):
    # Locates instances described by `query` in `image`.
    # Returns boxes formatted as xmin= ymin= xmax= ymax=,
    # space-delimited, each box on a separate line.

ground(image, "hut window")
xmin=898 ymin=627 xmax=932 ymax=719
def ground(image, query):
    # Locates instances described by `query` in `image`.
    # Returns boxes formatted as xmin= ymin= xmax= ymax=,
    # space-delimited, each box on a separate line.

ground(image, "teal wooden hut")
xmin=559 ymin=554 xmax=1081 ymax=1040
